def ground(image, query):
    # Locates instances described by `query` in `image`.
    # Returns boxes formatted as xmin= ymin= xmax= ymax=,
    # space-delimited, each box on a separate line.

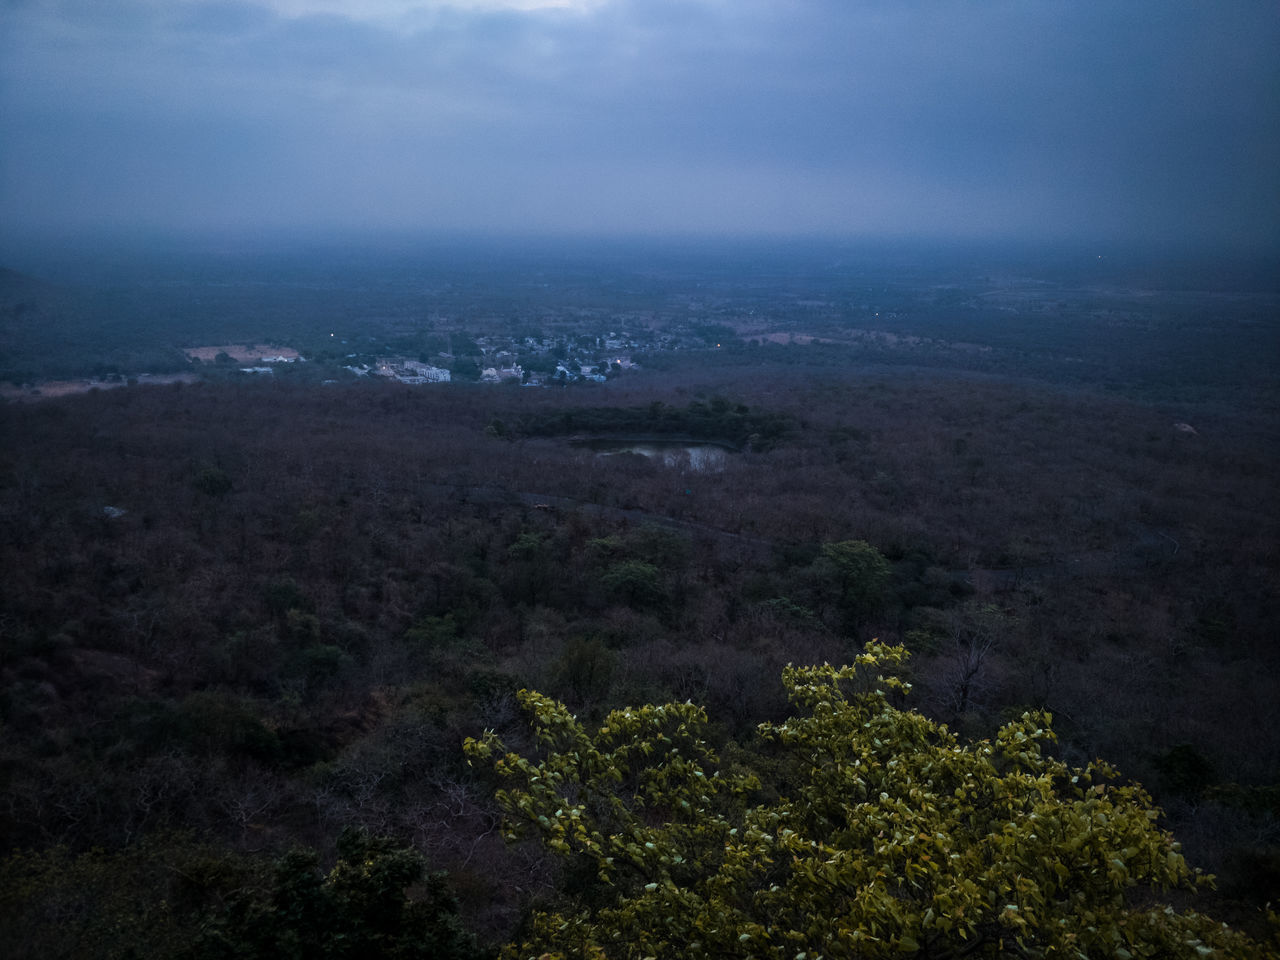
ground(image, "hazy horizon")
xmin=6 ymin=228 xmax=1278 ymax=295
xmin=3 ymin=1 xmax=1278 ymax=252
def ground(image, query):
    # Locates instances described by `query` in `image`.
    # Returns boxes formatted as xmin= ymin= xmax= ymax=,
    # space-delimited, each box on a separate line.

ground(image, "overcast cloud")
xmin=2 ymin=0 xmax=1277 ymax=247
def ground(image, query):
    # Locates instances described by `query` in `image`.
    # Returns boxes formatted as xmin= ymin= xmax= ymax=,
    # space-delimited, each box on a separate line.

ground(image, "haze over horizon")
xmin=3 ymin=1 xmax=1278 ymax=253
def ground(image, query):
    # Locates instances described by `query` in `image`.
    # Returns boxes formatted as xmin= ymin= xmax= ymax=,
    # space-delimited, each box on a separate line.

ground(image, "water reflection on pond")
xmin=581 ymin=441 xmax=730 ymax=472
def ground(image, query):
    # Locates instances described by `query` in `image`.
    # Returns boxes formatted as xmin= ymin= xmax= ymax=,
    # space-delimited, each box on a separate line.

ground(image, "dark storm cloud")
xmin=2 ymin=0 xmax=1277 ymax=245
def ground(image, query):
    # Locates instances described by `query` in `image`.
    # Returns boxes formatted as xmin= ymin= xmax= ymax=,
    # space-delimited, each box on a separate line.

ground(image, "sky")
xmin=2 ymin=0 xmax=1278 ymax=249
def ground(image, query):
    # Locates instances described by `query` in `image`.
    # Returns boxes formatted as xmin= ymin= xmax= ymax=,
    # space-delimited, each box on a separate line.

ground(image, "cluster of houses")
xmin=189 ymin=327 xmax=677 ymax=388
xmin=346 ymin=330 xmax=650 ymax=387
xmin=496 ymin=332 xmax=645 ymax=385
xmin=342 ymin=358 xmax=452 ymax=382
xmin=374 ymin=358 xmax=452 ymax=383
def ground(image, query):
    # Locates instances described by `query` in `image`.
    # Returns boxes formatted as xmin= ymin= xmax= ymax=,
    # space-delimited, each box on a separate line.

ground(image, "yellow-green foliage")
xmin=466 ymin=642 xmax=1268 ymax=959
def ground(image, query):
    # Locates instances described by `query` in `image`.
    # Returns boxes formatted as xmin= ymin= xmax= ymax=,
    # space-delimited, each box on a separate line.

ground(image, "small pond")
xmin=575 ymin=438 xmax=733 ymax=472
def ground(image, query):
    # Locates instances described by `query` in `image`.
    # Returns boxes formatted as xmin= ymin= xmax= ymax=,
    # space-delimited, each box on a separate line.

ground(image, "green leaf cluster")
xmin=466 ymin=643 xmax=1265 ymax=959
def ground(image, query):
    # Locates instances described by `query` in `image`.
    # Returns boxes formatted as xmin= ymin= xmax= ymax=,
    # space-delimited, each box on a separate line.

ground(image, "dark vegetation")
xmin=511 ymin=399 xmax=792 ymax=451
xmin=0 ymin=240 xmax=1277 ymax=953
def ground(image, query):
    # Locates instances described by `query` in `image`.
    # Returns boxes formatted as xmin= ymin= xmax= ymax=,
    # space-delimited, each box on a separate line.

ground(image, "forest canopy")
xmin=0 ymin=366 xmax=1275 ymax=955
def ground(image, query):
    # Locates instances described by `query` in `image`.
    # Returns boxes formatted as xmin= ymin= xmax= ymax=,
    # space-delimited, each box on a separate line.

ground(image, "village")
xmin=179 ymin=327 xmax=687 ymax=388
xmin=345 ymin=330 xmax=664 ymax=386
xmin=2 ymin=317 xmax=737 ymax=399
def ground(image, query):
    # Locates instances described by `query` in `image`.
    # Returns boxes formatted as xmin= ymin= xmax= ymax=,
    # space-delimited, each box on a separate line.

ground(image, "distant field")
xmin=0 ymin=372 xmax=197 ymax=400
xmin=184 ymin=344 xmax=300 ymax=362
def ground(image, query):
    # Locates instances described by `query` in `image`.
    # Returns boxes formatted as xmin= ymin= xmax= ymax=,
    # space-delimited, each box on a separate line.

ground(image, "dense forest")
xmin=1 ymin=245 xmax=1278 ymax=955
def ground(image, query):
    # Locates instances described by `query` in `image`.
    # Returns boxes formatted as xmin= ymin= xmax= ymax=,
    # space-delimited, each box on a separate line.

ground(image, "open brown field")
xmin=183 ymin=344 xmax=300 ymax=362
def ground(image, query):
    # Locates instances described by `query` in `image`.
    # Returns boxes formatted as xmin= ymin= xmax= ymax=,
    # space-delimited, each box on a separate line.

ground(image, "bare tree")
xmin=938 ymin=601 xmax=1008 ymax=718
